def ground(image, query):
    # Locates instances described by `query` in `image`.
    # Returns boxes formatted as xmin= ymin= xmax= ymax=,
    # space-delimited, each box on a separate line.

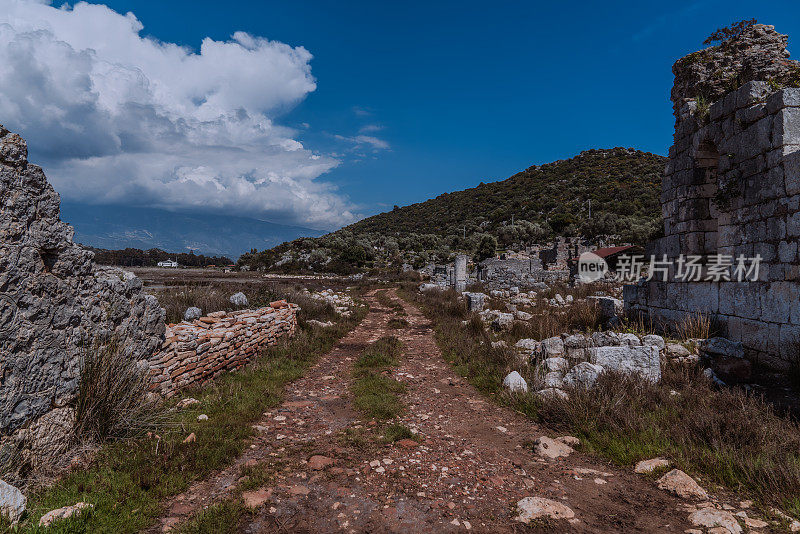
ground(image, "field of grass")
xmin=9 ymin=290 xmax=366 ymax=533
xmin=402 ymin=286 xmax=800 ymax=520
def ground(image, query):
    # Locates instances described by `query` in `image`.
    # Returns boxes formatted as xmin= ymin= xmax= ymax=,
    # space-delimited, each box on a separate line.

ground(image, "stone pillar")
xmin=455 ymin=255 xmax=468 ymax=292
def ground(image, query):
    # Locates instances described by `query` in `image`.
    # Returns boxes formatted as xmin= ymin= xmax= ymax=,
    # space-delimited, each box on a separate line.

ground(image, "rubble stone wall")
xmin=0 ymin=126 xmax=165 ymax=462
xmin=148 ymin=302 xmax=298 ymax=395
xmin=626 ymin=25 xmax=800 ymax=369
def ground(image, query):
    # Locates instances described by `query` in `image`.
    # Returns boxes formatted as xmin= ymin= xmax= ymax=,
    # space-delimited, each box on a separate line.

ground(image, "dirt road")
xmin=155 ymin=289 xmax=694 ymax=533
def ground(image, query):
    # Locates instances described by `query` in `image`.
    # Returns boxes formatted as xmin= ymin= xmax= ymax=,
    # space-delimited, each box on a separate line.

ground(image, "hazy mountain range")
xmin=60 ymin=203 xmax=324 ymax=259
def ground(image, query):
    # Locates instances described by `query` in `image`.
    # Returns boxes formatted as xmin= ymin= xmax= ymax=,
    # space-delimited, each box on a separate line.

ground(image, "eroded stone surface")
xmin=514 ymin=496 xmax=575 ymax=523
xmin=0 ymin=126 xmax=165 ymax=471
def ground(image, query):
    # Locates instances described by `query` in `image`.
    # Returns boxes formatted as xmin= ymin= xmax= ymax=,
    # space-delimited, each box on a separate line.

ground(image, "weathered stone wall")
xmin=148 ymin=301 xmax=298 ymax=395
xmin=626 ymin=25 xmax=800 ymax=369
xmin=0 ymin=126 xmax=165 ymax=455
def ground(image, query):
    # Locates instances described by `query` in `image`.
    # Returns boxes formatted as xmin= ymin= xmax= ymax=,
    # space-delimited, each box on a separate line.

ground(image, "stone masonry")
xmin=625 ymin=24 xmax=800 ymax=369
xmin=148 ymin=301 xmax=298 ymax=396
xmin=0 ymin=126 xmax=165 ymax=463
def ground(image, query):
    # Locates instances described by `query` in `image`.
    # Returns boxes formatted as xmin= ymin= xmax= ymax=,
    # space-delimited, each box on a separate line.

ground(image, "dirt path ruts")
xmin=155 ymin=289 xmax=692 ymax=533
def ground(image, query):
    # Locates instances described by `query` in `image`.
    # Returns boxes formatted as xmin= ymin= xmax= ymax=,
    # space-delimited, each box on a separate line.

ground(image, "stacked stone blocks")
xmin=148 ymin=301 xmax=298 ymax=395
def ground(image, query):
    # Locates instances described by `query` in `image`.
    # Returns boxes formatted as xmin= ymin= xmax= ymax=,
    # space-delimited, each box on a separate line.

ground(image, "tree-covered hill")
xmin=346 ymin=147 xmax=665 ymax=241
xmin=239 ymin=148 xmax=666 ymax=273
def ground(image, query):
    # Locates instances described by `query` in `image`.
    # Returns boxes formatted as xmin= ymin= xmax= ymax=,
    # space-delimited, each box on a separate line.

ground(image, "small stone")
xmin=555 ymin=436 xmax=580 ymax=447
xmin=369 ymin=460 xmax=381 ymax=468
xmin=197 ymin=414 xmax=208 ymax=421
xmin=184 ymin=307 xmax=202 ymax=321
xmin=688 ymin=508 xmax=742 ymax=534
xmin=635 ymin=458 xmax=670 ymax=474
xmin=39 ymin=502 xmax=93 ymax=527
xmin=230 ymin=292 xmax=249 ymax=307
xmin=288 ymin=485 xmax=310 ymax=496
xmin=396 ymin=439 xmax=419 ymax=449
xmin=242 ymin=488 xmax=272 ymax=509
xmin=533 ymin=436 xmax=573 ymax=459
xmin=656 ymin=469 xmax=708 ymax=500
xmin=503 ymin=371 xmax=528 ymax=393
xmin=594 ymin=478 xmax=607 ymax=485
xmin=0 ymin=480 xmax=25 ymax=524
xmin=308 ymin=455 xmax=335 ymax=470
xmin=743 ymin=517 xmax=768 ymax=528
xmin=514 ymin=496 xmax=575 ymax=523
xmin=176 ymin=397 xmax=200 ymax=409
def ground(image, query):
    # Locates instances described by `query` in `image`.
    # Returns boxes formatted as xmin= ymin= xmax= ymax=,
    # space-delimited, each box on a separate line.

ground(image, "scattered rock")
xmin=242 ymin=488 xmax=272 ymax=509
xmin=541 ymin=336 xmax=565 ymax=357
xmin=395 ymin=439 xmax=419 ymax=449
xmin=0 ymin=481 xmax=26 ymax=524
xmin=535 ymin=387 xmax=568 ymax=400
xmin=184 ymin=307 xmax=202 ymax=321
xmin=533 ymin=436 xmax=573 ymax=459
xmin=656 ymin=469 xmax=708 ymax=500
xmin=688 ymin=508 xmax=742 ymax=534
xmin=642 ymin=334 xmax=666 ymax=350
xmin=197 ymin=414 xmax=208 ymax=421
xmin=590 ymin=345 xmax=661 ymax=382
xmin=555 ymin=436 xmax=580 ymax=447
xmin=176 ymin=398 xmax=200 ymax=409
xmin=502 ymin=371 xmax=528 ymax=393
xmin=492 ymin=313 xmax=514 ymax=330
xmin=563 ymin=362 xmax=604 ymax=388
xmin=635 ymin=458 xmax=670 ymax=474
xmin=543 ymin=357 xmax=569 ymax=373
xmin=515 ymin=338 xmax=540 ymax=352
xmin=39 ymin=502 xmax=93 ymax=527
xmin=229 ymin=292 xmax=249 ymax=307
xmin=666 ymin=343 xmax=691 ymax=357
xmin=543 ymin=371 xmax=563 ymax=388
xmin=288 ymin=485 xmax=310 ymax=496
xmin=308 ymin=455 xmax=335 ymax=470
xmin=514 ymin=496 xmax=575 ymax=523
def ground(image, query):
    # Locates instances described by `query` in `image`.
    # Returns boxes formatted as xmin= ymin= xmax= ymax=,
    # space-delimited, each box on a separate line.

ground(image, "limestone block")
xmin=590 ymin=345 xmax=661 ymax=382
xmin=773 ymin=107 xmax=800 ymax=147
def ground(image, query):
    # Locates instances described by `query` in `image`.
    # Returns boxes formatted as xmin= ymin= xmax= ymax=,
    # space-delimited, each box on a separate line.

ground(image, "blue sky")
xmin=4 ymin=1 xmax=800 ymax=230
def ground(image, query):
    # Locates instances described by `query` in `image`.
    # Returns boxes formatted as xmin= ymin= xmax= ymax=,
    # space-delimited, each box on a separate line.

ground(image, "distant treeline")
xmin=89 ymin=247 xmax=233 ymax=267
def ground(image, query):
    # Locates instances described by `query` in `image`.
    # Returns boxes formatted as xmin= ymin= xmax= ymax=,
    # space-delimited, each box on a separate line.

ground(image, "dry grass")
xmin=675 ymin=312 xmax=713 ymax=341
xmin=75 ymin=340 xmax=170 ymax=443
xmin=406 ymin=287 xmax=800 ymax=518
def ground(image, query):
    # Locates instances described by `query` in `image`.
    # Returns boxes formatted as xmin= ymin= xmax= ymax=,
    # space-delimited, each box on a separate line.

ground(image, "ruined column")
xmin=454 ymin=255 xmax=468 ymax=292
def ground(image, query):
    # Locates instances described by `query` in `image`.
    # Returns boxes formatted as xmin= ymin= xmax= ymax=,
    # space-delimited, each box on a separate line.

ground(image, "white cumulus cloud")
xmin=0 ymin=0 xmax=360 ymax=228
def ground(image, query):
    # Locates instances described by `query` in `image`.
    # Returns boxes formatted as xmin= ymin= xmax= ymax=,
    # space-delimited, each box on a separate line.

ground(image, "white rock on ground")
xmin=563 ymin=362 xmax=604 ymax=388
xmin=543 ymin=371 xmax=563 ymax=388
xmin=634 ymin=458 xmax=670 ymax=474
xmin=535 ymin=388 xmax=569 ymax=400
xmin=39 ymin=502 xmax=93 ymax=527
xmin=184 ymin=306 xmax=202 ymax=321
xmin=666 ymin=343 xmax=691 ymax=357
xmin=0 ymin=480 xmax=25 ymax=524
xmin=515 ymin=338 xmax=539 ymax=351
xmin=687 ymin=508 xmax=742 ymax=534
xmin=656 ymin=469 xmax=708 ymax=500
xmin=543 ymin=357 xmax=569 ymax=372
xmin=502 ymin=371 xmax=528 ymax=393
xmin=541 ymin=336 xmax=565 ymax=357
xmin=533 ymin=436 xmax=573 ymax=459
xmin=515 ymin=496 xmax=575 ymax=523
xmin=642 ymin=334 xmax=666 ymax=350
xmin=591 ymin=345 xmax=661 ymax=383
xmin=229 ymin=292 xmax=248 ymax=307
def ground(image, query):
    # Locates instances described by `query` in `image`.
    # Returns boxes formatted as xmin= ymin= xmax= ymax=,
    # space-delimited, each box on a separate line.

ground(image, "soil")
xmin=151 ymin=289 xmax=734 ymax=533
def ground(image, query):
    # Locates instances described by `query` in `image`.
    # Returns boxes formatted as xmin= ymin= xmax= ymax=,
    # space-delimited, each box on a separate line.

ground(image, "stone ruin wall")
xmin=625 ymin=24 xmax=800 ymax=369
xmin=0 ymin=125 xmax=299 ymax=470
xmin=0 ymin=126 xmax=166 ymax=464
xmin=148 ymin=302 xmax=298 ymax=396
